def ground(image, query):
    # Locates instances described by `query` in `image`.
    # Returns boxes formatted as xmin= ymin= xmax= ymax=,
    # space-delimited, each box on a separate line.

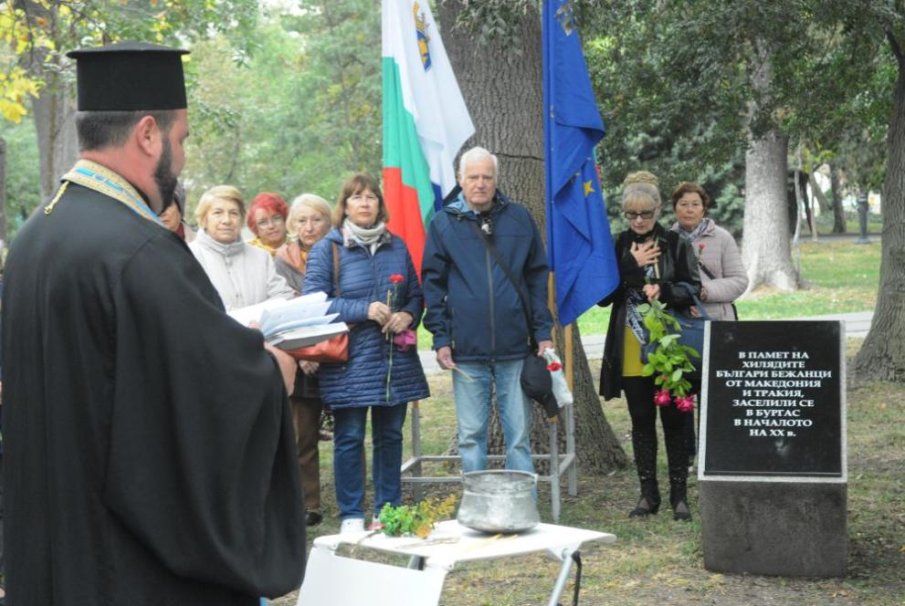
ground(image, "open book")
xmin=228 ymin=292 xmax=348 ymax=350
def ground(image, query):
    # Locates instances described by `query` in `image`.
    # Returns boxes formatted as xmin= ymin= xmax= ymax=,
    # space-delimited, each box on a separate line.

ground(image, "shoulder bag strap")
xmin=331 ymin=241 xmax=341 ymax=296
xmin=675 ymin=281 xmax=711 ymax=320
xmin=697 ymin=261 xmax=717 ymax=280
xmin=692 ymin=261 xmax=739 ymax=319
xmin=466 ymin=220 xmax=537 ymax=349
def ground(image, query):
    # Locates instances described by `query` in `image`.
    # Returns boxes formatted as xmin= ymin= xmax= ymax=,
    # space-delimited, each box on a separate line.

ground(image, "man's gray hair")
xmin=458 ymin=146 xmax=499 ymax=180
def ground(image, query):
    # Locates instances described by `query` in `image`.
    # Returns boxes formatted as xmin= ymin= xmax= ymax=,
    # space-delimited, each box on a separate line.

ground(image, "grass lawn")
xmin=272 ymin=238 xmax=899 ymax=605
xmin=274 ymin=340 xmax=905 ymax=605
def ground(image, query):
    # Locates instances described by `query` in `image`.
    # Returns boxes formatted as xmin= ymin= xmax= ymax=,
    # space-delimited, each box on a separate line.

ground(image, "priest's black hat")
xmin=67 ymin=41 xmax=189 ymax=111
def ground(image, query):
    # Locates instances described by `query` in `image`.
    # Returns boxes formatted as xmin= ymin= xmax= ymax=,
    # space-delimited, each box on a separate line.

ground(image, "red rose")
xmin=675 ymin=395 xmax=695 ymax=413
xmin=547 ymin=361 xmax=562 ymax=372
xmin=654 ymin=389 xmax=672 ymax=406
xmin=389 ymin=274 xmax=404 ymax=284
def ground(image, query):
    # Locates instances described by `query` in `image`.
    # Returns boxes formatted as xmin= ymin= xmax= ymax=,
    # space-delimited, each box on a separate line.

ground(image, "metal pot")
xmin=456 ymin=470 xmax=539 ymax=534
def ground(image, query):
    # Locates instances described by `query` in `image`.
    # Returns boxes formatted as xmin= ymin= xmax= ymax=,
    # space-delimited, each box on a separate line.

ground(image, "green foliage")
xmin=1 ymin=0 xmax=261 ymax=116
xmin=444 ymin=0 xmax=535 ymax=49
xmin=1 ymin=118 xmax=41 ymax=236
xmin=588 ymin=1 xmax=751 ymax=193
xmin=638 ymin=300 xmax=697 ymax=397
xmin=0 ymin=1 xmax=51 ymax=122
xmin=378 ymin=495 xmax=457 ymax=538
xmin=587 ymin=0 xmax=903 ymax=231
xmin=182 ymin=0 xmax=381 ymax=213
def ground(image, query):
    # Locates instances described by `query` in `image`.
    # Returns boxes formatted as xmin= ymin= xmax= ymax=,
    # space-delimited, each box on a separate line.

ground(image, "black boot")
xmin=664 ymin=413 xmax=692 ymax=521
xmin=629 ymin=478 xmax=661 ymax=517
xmin=669 ymin=478 xmax=691 ymax=521
xmin=629 ymin=427 xmax=661 ymax=518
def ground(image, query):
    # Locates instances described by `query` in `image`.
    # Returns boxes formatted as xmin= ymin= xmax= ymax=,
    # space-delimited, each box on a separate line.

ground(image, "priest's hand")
xmin=264 ymin=342 xmax=297 ymax=394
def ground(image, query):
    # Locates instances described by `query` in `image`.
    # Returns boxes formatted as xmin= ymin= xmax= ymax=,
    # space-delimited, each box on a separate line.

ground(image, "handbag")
xmin=641 ymin=282 xmax=709 ymax=381
xmin=289 ymin=333 xmax=349 ymax=363
xmin=289 ymin=242 xmax=350 ymax=363
xmin=466 ymin=220 xmax=559 ymax=418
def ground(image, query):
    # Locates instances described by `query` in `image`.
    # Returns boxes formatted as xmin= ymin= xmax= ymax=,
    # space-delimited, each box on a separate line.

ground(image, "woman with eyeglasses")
xmin=598 ymin=171 xmax=701 ymax=521
xmin=247 ymin=192 xmax=290 ymax=254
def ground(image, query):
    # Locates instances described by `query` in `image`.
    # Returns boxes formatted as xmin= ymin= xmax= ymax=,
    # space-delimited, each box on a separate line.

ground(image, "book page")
xmin=228 ymin=291 xmax=328 ymax=329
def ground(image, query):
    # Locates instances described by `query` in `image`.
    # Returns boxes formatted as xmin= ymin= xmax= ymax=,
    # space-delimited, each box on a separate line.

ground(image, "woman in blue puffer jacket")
xmin=303 ymin=173 xmax=429 ymax=534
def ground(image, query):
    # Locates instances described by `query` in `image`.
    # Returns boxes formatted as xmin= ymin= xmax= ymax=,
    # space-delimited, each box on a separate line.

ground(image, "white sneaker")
xmin=340 ymin=518 xmax=365 ymax=535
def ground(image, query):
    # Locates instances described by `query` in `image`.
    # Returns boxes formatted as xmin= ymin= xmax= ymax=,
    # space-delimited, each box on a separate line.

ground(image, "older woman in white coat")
xmin=189 ymin=185 xmax=294 ymax=310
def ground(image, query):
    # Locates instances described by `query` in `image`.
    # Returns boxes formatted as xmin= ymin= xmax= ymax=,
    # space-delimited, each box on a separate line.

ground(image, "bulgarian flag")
xmin=382 ymin=0 xmax=474 ymax=274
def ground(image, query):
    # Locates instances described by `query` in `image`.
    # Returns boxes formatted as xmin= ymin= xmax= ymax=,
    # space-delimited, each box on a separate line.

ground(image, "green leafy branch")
xmin=638 ymin=298 xmax=698 ymax=398
xmin=378 ymin=495 xmax=457 ymax=538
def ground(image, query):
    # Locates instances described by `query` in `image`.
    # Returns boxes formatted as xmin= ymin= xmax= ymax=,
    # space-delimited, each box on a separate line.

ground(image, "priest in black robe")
xmin=1 ymin=42 xmax=306 ymax=605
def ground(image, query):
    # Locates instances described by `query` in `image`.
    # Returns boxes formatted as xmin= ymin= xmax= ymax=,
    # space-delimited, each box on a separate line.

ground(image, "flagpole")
xmin=546 ymin=271 xmax=560 ymax=427
xmin=564 ymin=325 xmax=574 ymax=391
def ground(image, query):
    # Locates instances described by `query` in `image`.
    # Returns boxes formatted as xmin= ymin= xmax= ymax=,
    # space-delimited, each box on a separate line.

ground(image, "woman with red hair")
xmin=247 ymin=192 xmax=289 ymax=254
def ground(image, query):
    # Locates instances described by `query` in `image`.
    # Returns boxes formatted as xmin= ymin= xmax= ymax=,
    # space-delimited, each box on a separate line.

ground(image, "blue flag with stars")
xmin=542 ymin=0 xmax=618 ymax=327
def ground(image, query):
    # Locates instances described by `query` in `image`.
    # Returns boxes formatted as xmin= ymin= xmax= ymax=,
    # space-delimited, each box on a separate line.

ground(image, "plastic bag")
xmin=543 ymin=348 xmax=573 ymax=407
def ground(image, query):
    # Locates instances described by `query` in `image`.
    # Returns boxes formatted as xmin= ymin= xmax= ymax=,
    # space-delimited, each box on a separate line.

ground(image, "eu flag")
xmin=542 ymin=0 xmax=619 ymax=327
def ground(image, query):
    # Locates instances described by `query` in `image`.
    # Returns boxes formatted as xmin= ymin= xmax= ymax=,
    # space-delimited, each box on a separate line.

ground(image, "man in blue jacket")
xmin=422 ymin=146 xmax=554 ymax=473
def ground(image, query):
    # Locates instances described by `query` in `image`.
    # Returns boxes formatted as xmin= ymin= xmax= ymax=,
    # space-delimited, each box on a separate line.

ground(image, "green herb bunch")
xmin=639 ymin=298 xmax=698 ymax=400
xmin=378 ymin=495 xmax=457 ymax=538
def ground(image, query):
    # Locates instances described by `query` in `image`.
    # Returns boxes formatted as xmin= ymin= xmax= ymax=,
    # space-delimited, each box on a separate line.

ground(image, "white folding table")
xmin=296 ymin=520 xmax=616 ymax=606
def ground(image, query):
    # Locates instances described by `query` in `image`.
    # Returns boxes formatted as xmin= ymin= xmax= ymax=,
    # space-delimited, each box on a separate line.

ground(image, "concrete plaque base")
xmin=700 ymin=480 xmax=847 ymax=577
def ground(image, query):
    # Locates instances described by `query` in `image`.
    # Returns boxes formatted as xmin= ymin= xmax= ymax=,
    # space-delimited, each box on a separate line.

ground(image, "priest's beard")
xmin=154 ymin=137 xmax=178 ymax=211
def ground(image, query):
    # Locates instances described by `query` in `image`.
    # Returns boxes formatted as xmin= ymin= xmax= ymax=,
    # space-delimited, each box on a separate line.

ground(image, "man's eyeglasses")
xmin=624 ymin=210 xmax=655 ymax=221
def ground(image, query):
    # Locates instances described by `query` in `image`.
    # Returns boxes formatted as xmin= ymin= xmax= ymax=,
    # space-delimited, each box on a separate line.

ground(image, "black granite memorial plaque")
xmin=702 ymin=321 xmax=843 ymax=477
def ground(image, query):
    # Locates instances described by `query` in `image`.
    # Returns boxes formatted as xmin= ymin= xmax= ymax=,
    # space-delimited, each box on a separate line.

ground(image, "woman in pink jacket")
xmin=670 ymin=182 xmax=748 ymax=320
xmin=670 ymin=181 xmax=748 ymax=467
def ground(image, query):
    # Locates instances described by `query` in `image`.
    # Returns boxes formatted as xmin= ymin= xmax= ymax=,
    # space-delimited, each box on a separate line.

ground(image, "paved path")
xmin=418 ymin=311 xmax=874 ymax=375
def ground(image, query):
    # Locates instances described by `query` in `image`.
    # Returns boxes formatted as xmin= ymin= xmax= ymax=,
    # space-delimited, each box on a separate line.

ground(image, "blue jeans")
xmin=332 ymin=404 xmax=408 ymax=520
xmin=452 ymin=359 xmax=534 ymax=474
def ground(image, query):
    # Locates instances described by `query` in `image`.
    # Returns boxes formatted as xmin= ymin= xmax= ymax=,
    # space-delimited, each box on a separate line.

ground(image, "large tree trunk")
xmin=830 ymin=165 xmax=846 ymax=234
xmin=806 ymin=171 xmax=827 ymax=240
xmin=741 ymin=41 xmax=799 ymax=291
xmin=437 ymin=2 xmax=627 ymax=474
xmin=32 ymin=84 xmax=79 ymax=201
xmin=21 ymin=0 xmax=80 ymax=201
xmin=854 ymin=37 xmax=905 ymax=382
xmin=742 ymin=130 xmax=799 ymax=290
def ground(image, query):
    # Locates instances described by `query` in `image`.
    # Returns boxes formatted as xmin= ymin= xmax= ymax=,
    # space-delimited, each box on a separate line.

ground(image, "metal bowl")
xmin=456 ymin=470 xmax=539 ymax=534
